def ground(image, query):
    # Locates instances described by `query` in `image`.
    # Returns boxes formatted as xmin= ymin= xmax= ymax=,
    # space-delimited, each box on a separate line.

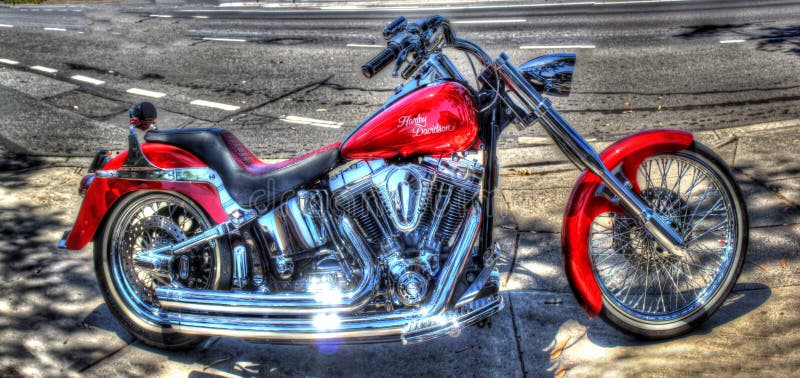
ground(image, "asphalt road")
xmin=1 ymin=0 xmax=799 ymax=159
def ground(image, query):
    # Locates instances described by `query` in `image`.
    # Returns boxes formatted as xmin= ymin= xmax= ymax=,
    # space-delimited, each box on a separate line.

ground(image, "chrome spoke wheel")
xmin=590 ymin=150 xmax=739 ymax=324
xmin=110 ymin=194 xmax=217 ymax=314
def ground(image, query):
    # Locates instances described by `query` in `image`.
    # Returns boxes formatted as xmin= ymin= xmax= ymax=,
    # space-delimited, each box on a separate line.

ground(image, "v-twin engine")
xmin=329 ymin=156 xmax=483 ymax=307
xmin=153 ymin=155 xmax=495 ymax=344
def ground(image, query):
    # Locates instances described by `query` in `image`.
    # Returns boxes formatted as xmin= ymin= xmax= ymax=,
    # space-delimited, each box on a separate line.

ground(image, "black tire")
xmin=592 ymin=142 xmax=748 ymax=339
xmin=94 ymin=191 xmax=231 ymax=350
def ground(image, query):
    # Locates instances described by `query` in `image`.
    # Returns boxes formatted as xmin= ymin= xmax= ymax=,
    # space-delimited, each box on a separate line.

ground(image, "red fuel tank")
xmin=341 ymin=81 xmax=478 ymax=159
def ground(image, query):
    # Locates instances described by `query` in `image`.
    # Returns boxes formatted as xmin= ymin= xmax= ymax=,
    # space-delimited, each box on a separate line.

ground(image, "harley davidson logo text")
xmin=399 ymin=114 xmax=455 ymax=137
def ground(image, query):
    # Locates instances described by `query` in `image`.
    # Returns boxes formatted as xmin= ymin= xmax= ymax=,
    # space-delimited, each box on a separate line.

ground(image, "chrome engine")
xmin=329 ymin=157 xmax=483 ymax=307
xmin=151 ymin=156 xmax=496 ymax=343
xmin=247 ymin=156 xmax=482 ymax=310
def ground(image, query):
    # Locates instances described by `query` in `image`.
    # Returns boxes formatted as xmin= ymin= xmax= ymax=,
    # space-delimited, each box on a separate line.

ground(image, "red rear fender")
xmin=63 ymin=143 xmax=227 ymax=250
xmin=562 ymin=129 xmax=694 ymax=316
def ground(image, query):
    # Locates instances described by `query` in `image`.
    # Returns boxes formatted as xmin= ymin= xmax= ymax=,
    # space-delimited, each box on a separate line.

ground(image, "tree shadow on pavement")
xmin=676 ymin=23 xmax=800 ymax=56
xmin=0 ymin=162 xmax=134 ymax=376
xmin=585 ymin=283 xmax=772 ymax=348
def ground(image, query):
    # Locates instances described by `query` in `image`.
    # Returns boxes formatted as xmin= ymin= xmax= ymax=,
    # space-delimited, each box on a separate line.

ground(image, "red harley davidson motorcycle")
xmin=60 ymin=16 xmax=748 ymax=349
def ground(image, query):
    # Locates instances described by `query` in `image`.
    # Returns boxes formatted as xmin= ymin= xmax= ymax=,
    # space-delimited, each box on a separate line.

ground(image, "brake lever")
xmin=391 ymin=48 xmax=409 ymax=77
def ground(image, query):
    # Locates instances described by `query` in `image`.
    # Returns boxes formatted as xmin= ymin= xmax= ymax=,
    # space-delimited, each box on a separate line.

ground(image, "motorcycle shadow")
xmin=585 ymin=282 xmax=772 ymax=348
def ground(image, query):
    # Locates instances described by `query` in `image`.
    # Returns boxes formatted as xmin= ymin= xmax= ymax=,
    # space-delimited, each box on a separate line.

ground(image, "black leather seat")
xmin=144 ymin=128 xmax=340 ymax=208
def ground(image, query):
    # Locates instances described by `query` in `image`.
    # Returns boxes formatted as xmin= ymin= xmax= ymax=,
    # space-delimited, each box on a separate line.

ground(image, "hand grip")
xmin=383 ymin=16 xmax=407 ymax=39
xmin=361 ymin=47 xmax=396 ymax=78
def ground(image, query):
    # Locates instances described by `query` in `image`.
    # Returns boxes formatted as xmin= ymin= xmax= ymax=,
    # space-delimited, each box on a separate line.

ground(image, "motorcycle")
xmin=59 ymin=15 xmax=748 ymax=349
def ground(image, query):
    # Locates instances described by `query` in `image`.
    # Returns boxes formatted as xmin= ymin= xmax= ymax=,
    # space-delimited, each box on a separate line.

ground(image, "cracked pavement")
xmin=1 ymin=0 xmax=800 ymax=376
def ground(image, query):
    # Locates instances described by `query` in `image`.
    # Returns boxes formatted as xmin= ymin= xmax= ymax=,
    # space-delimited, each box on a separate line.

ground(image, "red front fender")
xmin=562 ymin=129 xmax=694 ymax=316
xmin=63 ymin=143 xmax=228 ymax=250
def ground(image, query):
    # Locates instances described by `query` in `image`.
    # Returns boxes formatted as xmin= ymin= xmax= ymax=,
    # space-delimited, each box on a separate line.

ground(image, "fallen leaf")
xmin=555 ymin=366 xmax=567 ymax=378
xmin=623 ymin=109 xmax=634 ymax=114
xmin=657 ymin=105 xmax=662 ymax=111
xmin=781 ymin=259 xmax=787 ymax=269
xmin=550 ymin=337 xmax=571 ymax=361
xmin=63 ymin=339 xmax=69 ymax=345
xmin=73 ymin=105 xmax=79 ymax=110
xmin=515 ymin=168 xmax=532 ymax=176
xmin=203 ymin=357 xmax=230 ymax=371
xmin=623 ymin=101 xmax=630 ymax=106
xmin=756 ymin=263 xmax=767 ymax=271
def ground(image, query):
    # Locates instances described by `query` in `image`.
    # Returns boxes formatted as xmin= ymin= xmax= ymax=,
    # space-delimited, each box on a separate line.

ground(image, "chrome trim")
xmin=519 ymin=53 xmax=575 ymax=97
xmin=154 ymin=202 xmax=482 ymax=342
xmin=402 ymin=293 xmax=502 ymax=345
xmin=155 ymin=215 xmax=380 ymax=316
xmin=232 ymin=243 xmax=249 ymax=289
xmin=455 ymin=242 xmax=501 ymax=307
xmin=257 ymin=190 xmax=328 ymax=257
xmin=372 ymin=165 xmax=430 ymax=233
xmin=97 ymin=167 xmax=253 ymax=222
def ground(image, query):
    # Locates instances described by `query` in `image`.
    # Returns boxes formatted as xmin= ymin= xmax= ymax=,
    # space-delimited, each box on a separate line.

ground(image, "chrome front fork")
xmin=494 ymin=53 xmax=686 ymax=256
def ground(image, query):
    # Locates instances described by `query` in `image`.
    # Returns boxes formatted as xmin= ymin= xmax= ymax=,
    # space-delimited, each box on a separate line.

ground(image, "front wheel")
xmin=590 ymin=142 xmax=748 ymax=339
xmin=94 ymin=191 xmax=231 ymax=349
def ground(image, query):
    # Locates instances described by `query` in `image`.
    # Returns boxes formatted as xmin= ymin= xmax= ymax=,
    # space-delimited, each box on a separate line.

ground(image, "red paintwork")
xmin=341 ymin=82 xmax=478 ymax=159
xmin=561 ymin=129 xmax=694 ymax=316
xmin=64 ymin=143 xmax=226 ymax=251
xmin=102 ymin=143 xmax=207 ymax=170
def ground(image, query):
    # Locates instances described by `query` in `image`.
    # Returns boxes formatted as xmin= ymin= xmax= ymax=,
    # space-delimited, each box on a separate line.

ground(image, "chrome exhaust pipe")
xmin=156 ymin=203 xmax=488 ymax=343
xmin=155 ymin=216 xmax=380 ymax=316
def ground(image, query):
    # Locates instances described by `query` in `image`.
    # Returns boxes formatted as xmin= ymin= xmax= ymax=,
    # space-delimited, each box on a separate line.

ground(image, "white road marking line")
xmin=0 ymin=58 xmax=19 ymax=65
xmin=202 ymin=37 xmax=248 ymax=42
xmin=192 ymin=15 xmax=209 ymax=19
xmin=319 ymin=5 xmax=366 ymax=10
xmin=126 ymin=88 xmax=166 ymax=98
xmin=280 ymin=115 xmax=343 ymax=129
xmin=190 ymin=99 xmax=240 ymax=111
xmin=71 ymin=75 xmax=105 ymax=85
xmin=452 ymin=19 xmax=526 ymax=24
xmin=31 ymin=65 xmax=57 ymax=73
xmin=520 ymin=44 xmax=596 ymax=49
xmin=0 ymin=24 xmax=13 ymax=28
xmin=220 ymin=2 xmax=260 ymax=7
xmin=600 ymin=0 xmax=689 ymax=4
xmin=719 ymin=39 xmax=746 ymax=44
xmin=346 ymin=43 xmax=383 ymax=48
xmin=44 ymin=27 xmax=67 ymax=31
xmin=150 ymin=14 xmax=173 ymax=18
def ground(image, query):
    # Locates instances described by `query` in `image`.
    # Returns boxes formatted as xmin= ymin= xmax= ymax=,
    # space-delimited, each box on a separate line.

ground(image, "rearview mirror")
xmin=519 ymin=53 xmax=575 ymax=96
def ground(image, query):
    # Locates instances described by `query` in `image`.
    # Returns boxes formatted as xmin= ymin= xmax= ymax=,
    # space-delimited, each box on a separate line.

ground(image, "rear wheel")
xmin=94 ymin=191 xmax=231 ymax=349
xmin=590 ymin=143 xmax=748 ymax=339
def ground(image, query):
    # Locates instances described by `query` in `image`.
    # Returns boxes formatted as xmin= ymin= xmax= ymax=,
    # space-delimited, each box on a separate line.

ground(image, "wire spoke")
xmin=590 ymin=152 xmax=736 ymax=322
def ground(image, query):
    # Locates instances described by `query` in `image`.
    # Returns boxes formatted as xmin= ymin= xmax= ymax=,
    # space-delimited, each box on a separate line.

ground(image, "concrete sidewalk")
xmin=1 ymin=111 xmax=799 ymax=375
